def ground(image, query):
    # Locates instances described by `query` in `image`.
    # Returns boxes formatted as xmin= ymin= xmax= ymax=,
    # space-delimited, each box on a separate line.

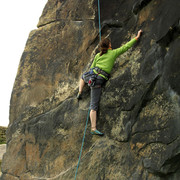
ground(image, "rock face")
xmin=1 ymin=0 xmax=180 ymax=179
xmin=0 ymin=145 xmax=6 ymax=174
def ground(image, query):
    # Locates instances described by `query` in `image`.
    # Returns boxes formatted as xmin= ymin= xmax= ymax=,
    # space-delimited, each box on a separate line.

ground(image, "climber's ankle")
xmin=91 ymin=127 xmax=96 ymax=131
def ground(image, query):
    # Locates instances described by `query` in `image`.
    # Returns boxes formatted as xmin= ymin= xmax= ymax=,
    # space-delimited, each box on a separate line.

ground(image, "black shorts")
xmin=82 ymin=71 xmax=106 ymax=111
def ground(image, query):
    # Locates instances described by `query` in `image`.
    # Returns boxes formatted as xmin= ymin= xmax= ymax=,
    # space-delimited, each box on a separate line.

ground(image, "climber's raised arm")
xmin=114 ymin=29 xmax=143 ymax=58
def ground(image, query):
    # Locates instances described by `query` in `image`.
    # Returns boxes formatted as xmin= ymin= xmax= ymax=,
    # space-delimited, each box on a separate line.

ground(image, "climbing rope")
xmin=74 ymin=108 xmax=90 ymax=180
xmin=74 ymin=1 xmax=101 ymax=179
xmin=98 ymin=0 xmax=101 ymax=41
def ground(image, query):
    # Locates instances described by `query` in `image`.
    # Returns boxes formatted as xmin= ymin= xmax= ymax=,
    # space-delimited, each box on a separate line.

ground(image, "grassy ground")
xmin=0 ymin=126 xmax=6 ymax=173
xmin=0 ymin=126 xmax=6 ymax=144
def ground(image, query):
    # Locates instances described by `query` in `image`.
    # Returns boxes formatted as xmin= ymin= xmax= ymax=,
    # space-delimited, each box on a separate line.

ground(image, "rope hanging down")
xmin=74 ymin=1 xmax=101 ymax=179
xmin=98 ymin=0 xmax=101 ymax=41
xmin=74 ymin=108 xmax=90 ymax=180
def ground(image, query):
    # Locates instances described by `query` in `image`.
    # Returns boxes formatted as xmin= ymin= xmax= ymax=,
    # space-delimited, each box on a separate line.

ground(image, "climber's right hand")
xmin=135 ymin=30 xmax=143 ymax=40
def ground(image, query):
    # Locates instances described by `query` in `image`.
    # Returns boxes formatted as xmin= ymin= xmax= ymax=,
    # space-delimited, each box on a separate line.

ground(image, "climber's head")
xmin=100 ymin=38 xmax=111 ymax=56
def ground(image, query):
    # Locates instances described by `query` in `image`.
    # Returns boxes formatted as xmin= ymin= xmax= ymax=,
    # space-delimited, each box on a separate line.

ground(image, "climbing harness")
xmin=74 ymin=1 xmax=102 ymax=179
xmin=98 ymin=0 xmax=101 ymax=41
xmin=93 ymin=67 xmax=110 ymax=80
xmin=88 ymin=69 xmax=100 ymax=87
xmin=74 ymin=108 xmax=90 ymax=180
xmin=88 ymin=74 xmax=97 ymax=87
xmin=88 ymin=67 xmax=109 ymax=86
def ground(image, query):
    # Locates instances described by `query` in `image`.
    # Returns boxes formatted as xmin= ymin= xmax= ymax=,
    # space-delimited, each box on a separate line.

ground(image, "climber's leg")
xmin=90 ymin=109 xmax=97 ymax=131
xmin=77 ymin=79 xmax=85 ymax=99
xmin=90 ymin=109 xmax=103 ymax=135
xmin=79 ymin=79 xmax=85 ymax=94
xmin=77 ymin=71 xmax=92 ymax=99
xmin=90 ymin=86 xmax=104 ymax=135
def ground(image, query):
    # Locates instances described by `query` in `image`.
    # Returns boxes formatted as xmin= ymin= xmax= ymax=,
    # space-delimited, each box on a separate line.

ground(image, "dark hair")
xmin=100 ymin=38 xmax=111 ymax=56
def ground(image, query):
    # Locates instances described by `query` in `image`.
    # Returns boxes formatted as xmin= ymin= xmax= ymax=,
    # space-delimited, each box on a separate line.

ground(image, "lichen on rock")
xmin=1 ymin=0 xmax=180 ymax=179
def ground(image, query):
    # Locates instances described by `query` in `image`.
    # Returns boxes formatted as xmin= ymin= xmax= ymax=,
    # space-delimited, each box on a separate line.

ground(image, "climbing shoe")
xmin=77 ymin=92 xmax=82 ymax=100
xmin=91 ymin=129 xmax=104 ymax=136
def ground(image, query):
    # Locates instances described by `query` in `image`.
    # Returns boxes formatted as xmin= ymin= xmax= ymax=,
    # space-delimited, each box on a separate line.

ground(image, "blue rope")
xmin=74 ymin=108 xmax=91 ymax=180
xmin=98 ymin=0 xmax=101 ymax=41
xmin=74 ymin=2 xmax=101 ymax=179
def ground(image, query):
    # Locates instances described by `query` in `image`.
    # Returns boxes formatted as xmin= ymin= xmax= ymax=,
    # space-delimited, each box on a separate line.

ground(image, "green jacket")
xmin=90 ymin=38 xmax=137 ymax=79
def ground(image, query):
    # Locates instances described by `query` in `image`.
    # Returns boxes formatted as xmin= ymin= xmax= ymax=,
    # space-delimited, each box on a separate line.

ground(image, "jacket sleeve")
xmin=113 ymin=38 xmax=137 ymax=58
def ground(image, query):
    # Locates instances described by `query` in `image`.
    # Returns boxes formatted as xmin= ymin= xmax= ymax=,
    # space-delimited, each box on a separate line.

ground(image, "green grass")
xmin=0 ymin=126 xmax=6 ymax=144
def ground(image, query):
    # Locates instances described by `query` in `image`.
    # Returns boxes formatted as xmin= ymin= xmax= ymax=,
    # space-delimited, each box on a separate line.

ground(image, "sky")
xmin=0 ymin=0 xmax=47 ymax=127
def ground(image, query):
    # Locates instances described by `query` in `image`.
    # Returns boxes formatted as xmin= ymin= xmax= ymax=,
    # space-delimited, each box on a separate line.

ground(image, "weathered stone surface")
xmin=0 ymin=145 xmax=6 ymax=161
xmin=0 ymin=144 xmax=6 ymax=177
xmin=1 ymin=0 xmax=180 ymax=179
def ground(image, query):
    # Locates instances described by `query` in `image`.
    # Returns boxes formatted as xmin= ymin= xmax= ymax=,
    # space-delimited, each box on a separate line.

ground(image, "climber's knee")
xmin=90 ymin=109 xmax=96 ymax=113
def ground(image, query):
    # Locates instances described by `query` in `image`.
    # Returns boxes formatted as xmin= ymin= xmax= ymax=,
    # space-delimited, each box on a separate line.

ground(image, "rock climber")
xmin=77 ymin=30 xmax=143 ymax=136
